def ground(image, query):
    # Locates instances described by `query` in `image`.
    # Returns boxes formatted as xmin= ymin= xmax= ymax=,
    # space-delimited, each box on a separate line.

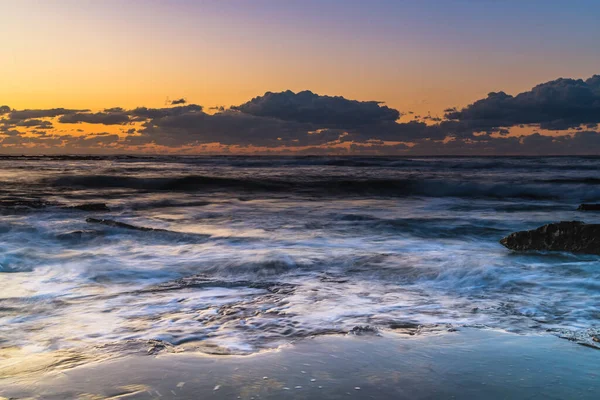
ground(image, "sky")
xmin=1 ymin=0 xmax=600 ymax=155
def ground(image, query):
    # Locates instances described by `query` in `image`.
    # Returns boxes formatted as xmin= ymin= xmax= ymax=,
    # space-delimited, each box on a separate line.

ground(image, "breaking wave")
xmin=1 ymin=155 xmax=600 ymax=368
xmin=49 ymin=174 xmax=600 ymax=200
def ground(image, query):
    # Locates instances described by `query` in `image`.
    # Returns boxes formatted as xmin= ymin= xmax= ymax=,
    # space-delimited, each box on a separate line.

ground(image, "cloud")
xmin=342 ymin=120 xmax=447 ymax=142
xmin=445 ymin=75 xmax=600 ymax=131
xmin=59 ymin=111 xmax=130 ymax=125
xmin=0 ymin=131 xmax=121 ymax=153
xmin=2 ymin=74 xmax=600 ymax=155
xmin=129 ymin=104 xmax=203 ymax=120
xmin=170 ymin=98 xmax=187 ymax=105
xmin=233 ymin=90 xmax=400 ymax=128
xmin=9 ymin=108 xmax=87 ymax=120
xmin=0 ymin=106 xmax=10 ymax=114
xmin=54 ymin=105 xmax=204 ymax=125
xmin=15 ymin=119 xmax=54 ymax=129
xmin=132 ymin=109 xmax=330 ymax=147
xmin=349 ymin=142 xmax=410 ymax=154
xmin=405 ymin=130 xmax=600 ymax=156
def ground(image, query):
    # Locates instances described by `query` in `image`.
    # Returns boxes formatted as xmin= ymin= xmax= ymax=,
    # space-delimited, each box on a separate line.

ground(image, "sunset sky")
xmin=2 ymin=0 xmax=600 ymax=154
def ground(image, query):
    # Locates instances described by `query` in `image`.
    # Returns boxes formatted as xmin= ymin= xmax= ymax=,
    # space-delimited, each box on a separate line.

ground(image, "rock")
xmin=56 ymin=229 xmax=105 ymax=241
xmin=388 ymin=321 xmax=421 ymax=335
xmin=0 ymin=199 xmax=52 ymax=209
xmin=577 ymin=204 xmax=600 ymax=211
xmin=86 ymin=218 xmax=167 ymax=232
xmin=146 ymin=339 xmax=175 ymax=355
xmin=66 ymin=203 xmax=110 ymax=211
xmin=500 ymin=221 xmax=600 ymax=254
xmin=388 ymin=321 xmax=420 ymax=330
xmin=349 ymin=325 xmax=379 ymax=336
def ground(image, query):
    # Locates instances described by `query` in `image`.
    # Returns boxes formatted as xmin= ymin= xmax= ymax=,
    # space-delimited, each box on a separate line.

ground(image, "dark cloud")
xmin=59 ymin=112 xmax=130 ymax=125
xmin=54 ymin=105 xmax=204 ymax=125
xmin=170 ymin=98 xmax=187 ymax=105
xmin=15 ymin=119 xmax=54 ymax=129
xmin=233 ymin=90 xmax=400 ymax=128
xmin=130 ymin=104 xmax=203 ymax=120
xmin=67 ymin=133 xmax=121 ymax=147
xmin=0 ymin=106 xmax=10 ymax=114
xmin=446 ymin=75 xmax=600 ymax=131
xmin=0 ymin=131 xmax=121 ymax=153
xmin=9 ymin=108 xmax=87 ymax=120
xmin=342 ymin=121 xmax=447 ymax=142
xmin=349 ymin=142 xmax=410 ymax=154
xmin=406 ymin=131 xmax=600 ymax=156
xmin=132 ymin=110 xmax=333 ymax=147
xmin=3 ymin=75 xmax=600 ymax=155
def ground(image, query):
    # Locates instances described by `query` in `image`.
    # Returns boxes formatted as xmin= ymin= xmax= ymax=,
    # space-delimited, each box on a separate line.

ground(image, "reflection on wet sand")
xmin=2 ymin=330 xmax=599 ymax=400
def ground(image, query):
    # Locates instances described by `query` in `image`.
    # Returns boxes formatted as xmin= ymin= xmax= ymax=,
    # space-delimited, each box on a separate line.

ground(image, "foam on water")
xmin=0 ymin=156 xmax=599 ymax=365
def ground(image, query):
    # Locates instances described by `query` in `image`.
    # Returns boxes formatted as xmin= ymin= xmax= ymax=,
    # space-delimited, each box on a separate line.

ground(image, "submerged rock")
xmin=66 ymin=203 xmax=110 ymax=212
xmin=577 ymin=203 xmax=600 ymax=211
xmin=57 ymin=229 xmax=105 ymax=241
xmin=500 ymin=221 xmax=600 ymax=254
xmin=86 ymin=218 xmax=167 ymax=232
xmin=388 ymin=321 xmax=421 ymax=335
xmin=0 ymin=199 xmax=53 ymax=210
xmin=348 ymin=325 xmax=379 ymax=336
xmin=0 ymin=199 xmax=110 ymax=212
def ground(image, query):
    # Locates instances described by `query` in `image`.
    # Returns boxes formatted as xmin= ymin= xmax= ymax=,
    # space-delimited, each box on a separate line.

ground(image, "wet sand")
xmin=1 ymin=329 xmax=598 ymax=399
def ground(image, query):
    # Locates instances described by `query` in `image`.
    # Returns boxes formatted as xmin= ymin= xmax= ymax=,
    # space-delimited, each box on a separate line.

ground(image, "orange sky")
xmin=3 ymin=1 xmax=599 ymax=116
xmin=1 ymin=1 xmax=599 ymax=155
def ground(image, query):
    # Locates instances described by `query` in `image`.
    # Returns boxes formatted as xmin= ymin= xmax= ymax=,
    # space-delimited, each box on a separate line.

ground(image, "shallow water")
xmin=2 ymin=330 xmax=599 ymax=399
xmin=0 ymin=156 xmax=599 ymax=364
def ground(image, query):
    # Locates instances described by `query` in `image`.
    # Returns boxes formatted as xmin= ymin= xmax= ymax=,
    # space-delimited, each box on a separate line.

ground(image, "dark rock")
xmin=0 ymin=199 xmax=52 ymax=209
xmin=57 ymin=229 xmax=105 ymax=240
xmin=388 ymin=321 xmax=421 ymax=330
xmin=86 ymin=218 xmax=167 ymax=232
xmin=66 ymin=203 xmax=110 ymax=212
xmin=146 ymin=339 xmax=176 ymax=355
xmin=388 ymin=321 xmax=421 ymax=335
xmin=500 ymin=221 xmax=600 ymax=254
xmin=578 ymin=204 xmax=600 ymax=211
xmin=349 ymin=325 xmax=379 ymax=336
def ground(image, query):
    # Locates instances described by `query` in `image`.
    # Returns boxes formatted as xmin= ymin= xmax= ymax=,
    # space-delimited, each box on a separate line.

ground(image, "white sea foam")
xmin=0 ymin=156 xmax=599 ymax=360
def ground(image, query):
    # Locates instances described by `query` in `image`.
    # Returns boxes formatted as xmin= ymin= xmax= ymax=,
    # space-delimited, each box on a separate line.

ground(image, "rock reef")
xmin=66 ymin=203 xmax=110 ymax=211
xmin=500 ymin=221 xmax=600 ymax=255
xmin=578 ymin=204 xmax=600 ymax=211
xmin=86 ymin=218 xmax=167 ymax=232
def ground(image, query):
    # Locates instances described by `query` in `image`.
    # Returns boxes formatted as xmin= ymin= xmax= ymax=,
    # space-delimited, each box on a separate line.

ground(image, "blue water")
xmin=0 ymin=156 xmax=599 ymax=358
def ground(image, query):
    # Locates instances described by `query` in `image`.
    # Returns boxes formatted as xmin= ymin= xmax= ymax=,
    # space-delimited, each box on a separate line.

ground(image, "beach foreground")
xmin=1 ymin=329 xmax=598 ymax=400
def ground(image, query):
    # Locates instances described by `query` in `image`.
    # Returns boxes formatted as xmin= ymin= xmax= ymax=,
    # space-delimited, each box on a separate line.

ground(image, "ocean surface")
xmin=1 ymin=156 xmax=599 ymax=362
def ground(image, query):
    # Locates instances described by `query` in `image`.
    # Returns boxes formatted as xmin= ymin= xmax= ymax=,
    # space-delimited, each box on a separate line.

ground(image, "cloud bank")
xmin=445 ymin=76 xmax=600 ymax=131
xmin=1 ymin=75 xmax=599 ymax=155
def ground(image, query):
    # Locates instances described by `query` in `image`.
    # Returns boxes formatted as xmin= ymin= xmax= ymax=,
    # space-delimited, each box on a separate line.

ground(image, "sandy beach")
xmin=2 ymin=329 xmax=598 ymax=399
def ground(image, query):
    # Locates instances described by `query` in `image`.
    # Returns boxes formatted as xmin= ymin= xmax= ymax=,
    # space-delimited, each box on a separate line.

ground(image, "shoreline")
xmin=2 ymin=329 xmax=598 ymax=399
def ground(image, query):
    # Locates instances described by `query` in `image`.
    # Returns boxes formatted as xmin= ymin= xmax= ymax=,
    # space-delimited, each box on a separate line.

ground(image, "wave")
xmin=48 ymin=174 xmax=600 ymax=200
xmin=536 ymin=177 xmax=600 ymax=184
xmin=333 ymin=215 xmax=511 ymax=239
xmin=3 ymin=155 xmax=600 ymax=171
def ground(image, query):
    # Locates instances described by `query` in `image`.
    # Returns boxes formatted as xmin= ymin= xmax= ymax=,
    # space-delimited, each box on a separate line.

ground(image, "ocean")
xmin=1 ymin=155 xmax=599 ymax=363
